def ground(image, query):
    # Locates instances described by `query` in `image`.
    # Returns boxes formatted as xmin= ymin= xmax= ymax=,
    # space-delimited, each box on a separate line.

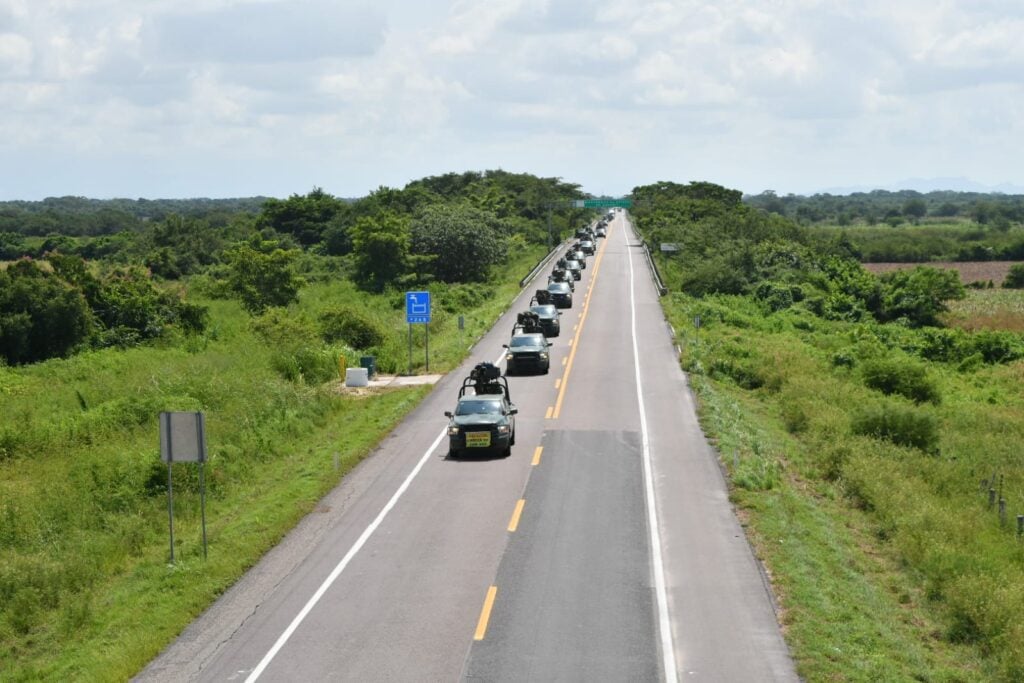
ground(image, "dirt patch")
xmin=862 ymin=261 xmax=1022 ymax=285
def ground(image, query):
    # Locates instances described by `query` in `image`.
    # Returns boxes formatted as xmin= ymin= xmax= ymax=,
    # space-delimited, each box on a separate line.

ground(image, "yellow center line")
xmin=545 ymin=406 xmax=553 ymax=419
xmin=552 ymin=229 xmax=611 ymax=419
xmin=507 ymin=499 xmax=526 ymax=532
xmin=562 ymin=357 xmax=567 ymax=366
xmin=554 ymin=378 xmax=561 ymax=389
xmin=531 ymin=446 xmax=543 ymax=466
xmin=474 ymin=586 xmax=498 ymax=641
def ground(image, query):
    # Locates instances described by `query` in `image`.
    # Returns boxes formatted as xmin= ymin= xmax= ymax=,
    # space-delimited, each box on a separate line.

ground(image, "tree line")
xmin=0 ymin=171 xmax=591 ymax=365
xmin=746 ymin=189 xmax=1024 ymax=229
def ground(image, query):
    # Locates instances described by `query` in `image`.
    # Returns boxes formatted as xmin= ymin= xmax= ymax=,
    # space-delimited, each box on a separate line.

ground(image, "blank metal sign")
xmin=159 ymin=411 xmax=206 ymax=463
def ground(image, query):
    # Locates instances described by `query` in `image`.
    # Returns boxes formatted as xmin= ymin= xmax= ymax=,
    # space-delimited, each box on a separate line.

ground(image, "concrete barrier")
xmin=345 ymin=367 xmax=369 ymax=387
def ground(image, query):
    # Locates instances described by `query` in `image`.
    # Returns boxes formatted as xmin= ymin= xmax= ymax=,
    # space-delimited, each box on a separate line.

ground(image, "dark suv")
xmin=546 ymin=281 xmax=573 ymax=308
xmin=529 ymin=304 xmax=561 ymax=337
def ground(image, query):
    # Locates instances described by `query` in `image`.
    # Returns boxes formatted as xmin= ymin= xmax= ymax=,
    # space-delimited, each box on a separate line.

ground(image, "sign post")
xmin=405 ymin=291 xmax=432 ymax=374
xmin=159 ymin=411 xmax=208 ymax=563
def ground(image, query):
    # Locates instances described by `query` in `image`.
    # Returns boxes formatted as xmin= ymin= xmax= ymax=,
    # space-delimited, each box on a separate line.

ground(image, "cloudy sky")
xmin=1 ymin=0 xmax=1022 ymax=200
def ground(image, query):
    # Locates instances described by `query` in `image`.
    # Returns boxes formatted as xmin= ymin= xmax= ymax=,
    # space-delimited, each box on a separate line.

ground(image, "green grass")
xmin=667 ymin=292 xmax=1024 ymax=681
xmin=0 ymin=244 xmax=548 ymax=680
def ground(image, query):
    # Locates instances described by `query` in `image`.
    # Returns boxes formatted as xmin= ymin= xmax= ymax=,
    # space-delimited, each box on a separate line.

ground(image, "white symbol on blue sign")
xmin=406 ymin=291 xmax=431 ymax=324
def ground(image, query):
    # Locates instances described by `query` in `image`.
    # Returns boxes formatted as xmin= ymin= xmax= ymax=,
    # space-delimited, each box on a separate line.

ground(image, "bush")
xmin=271 ymin=346 xmax=341 ymax=384
xmin=970 ymin=330 xmax=1024 ymax=364
xmin=1002 ymin=264 xmax=1024 ymax=289
xmin=0 ymin=260 xmax=92 ymax=364
xmin=861 ymin=357 xmax=941 ymax=404
xmin=318 ymin=307 xmax=385 ymax=350
xmin=708 ymin=357 xmax=766 ymax=390
xmin=851 ymin=403 xmax=939 ymax=453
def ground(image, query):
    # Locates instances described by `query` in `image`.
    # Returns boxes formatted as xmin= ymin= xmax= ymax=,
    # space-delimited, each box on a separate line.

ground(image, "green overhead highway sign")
xmin=573 ymin=198 xmax=632 ymax=209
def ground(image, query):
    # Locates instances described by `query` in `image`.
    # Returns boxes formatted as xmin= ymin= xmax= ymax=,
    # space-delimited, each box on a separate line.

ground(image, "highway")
xmin=137 ymin=212 xmax=797 ymax=682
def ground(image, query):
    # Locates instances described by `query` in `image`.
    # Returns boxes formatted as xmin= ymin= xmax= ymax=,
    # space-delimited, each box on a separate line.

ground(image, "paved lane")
xmin=137 ymin=210 xmax=797 ymax=683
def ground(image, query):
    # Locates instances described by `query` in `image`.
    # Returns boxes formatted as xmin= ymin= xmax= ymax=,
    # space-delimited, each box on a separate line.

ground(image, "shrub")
xmin=250 ymin=308 xmax=317 ymax=347
xmin=861 ymin=357 xmax=941 ymax=404
xmin=1002 ymin=264 xmax=1024 ymax=289
xmin=271 ymin=346 xmax=340 ymax=384
xmin=708 ymin=357 xmax=766 ymax=389
xmin=754 ymin=281 xmax=801 ymax=312
xmin=318 ymin=308 xmax=385 ymax=350
xmin=733 ymin=454 xmax=783 ymax=491
xmin=970 ymin=330 xmax=1024 ymax=364
xmin=781 ymin=402 xmax=809 ymax=433
xmin=851 ymin=403 xmax=939 ymax=453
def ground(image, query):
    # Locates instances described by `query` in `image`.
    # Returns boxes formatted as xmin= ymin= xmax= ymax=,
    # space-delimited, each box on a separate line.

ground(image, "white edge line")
xmin=627 ymin=223 xmax=679 ymax=682
xmin=246 ymin=349 xmax=507 ymax=681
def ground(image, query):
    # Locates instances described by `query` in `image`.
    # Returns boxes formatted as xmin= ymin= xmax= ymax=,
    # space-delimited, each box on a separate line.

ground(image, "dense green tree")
xmin=410 ymin=204 xmax=510 ymax=283
xmin=350 ymin=212 xmax=411 ymax=291
xmin=902 ymin=198 xmax=928 ymax=221
xmin=224 ymin=236 xmax=304 ymax=313
xmin=0 ymin=260 xmax=92 ymax=364
xmin=258 ymin=188 xmax=350 ymax=247
xmin=0 ymin=232 xmax=27 ymax=259
xmin=141 ymin=215 xmax=226 ymax=278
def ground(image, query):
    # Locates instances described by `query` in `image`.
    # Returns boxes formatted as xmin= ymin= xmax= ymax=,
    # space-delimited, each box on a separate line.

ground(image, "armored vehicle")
xmin=444 ymin=363 xmax=517 ymax=458
xmin=504 ymin=332 xmax=552 ymax=375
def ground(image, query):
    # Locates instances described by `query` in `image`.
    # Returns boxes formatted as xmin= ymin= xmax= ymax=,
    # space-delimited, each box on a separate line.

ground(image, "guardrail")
xmin=518 ymin=241 xmax=565 ymax=288
xmin=641 ymin=240 xmax=669 ymax=296
xmin=622 ymin=212 xmax=668 ymax=296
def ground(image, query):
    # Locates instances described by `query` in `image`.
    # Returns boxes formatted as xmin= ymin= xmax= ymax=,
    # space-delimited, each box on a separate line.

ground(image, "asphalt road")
xmin=136 ymin=213 xmax=797 ymax=682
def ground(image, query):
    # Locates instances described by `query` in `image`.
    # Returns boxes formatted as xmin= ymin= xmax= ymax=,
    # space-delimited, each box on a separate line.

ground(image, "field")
xmin=862 ymin=260 xmax=1021 ymax=285
xmin=942 ymin=289 xmax=1024 ymax=333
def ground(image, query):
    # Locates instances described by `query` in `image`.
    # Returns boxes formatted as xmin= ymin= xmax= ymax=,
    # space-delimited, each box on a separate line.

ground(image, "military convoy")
xmin=444 ymin=215 xmax=608 ymax=458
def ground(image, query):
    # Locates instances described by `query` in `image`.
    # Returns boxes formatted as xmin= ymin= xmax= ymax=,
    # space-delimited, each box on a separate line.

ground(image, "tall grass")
xmin=0 ymin=244 xmax=548 ymax=680
xmin=669 ymin=290 xmax=1024 ymax=681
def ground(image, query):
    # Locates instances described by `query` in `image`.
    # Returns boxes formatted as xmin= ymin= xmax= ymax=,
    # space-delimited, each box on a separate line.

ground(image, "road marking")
xmin=545 ymin=406 xmax=553 ymax=419
xmin=552 ymin=233 xmax=609 ymax=419
xmin=474 ymin=586 xmax=498 ymax=641
xmin=531 ymin=446 xmax=543 ymax=466
xmin=245 ymin=349 xmax=507 ymax=682
xmin=507 ymin=499 xmax=526 ymax=532
xmin=554 ymin=378 xmax=561 ymax=389
xmin=562 ymin=357 xmax=567 ymax=366
xmin=626 ymin=220 xmax=679 ymax=682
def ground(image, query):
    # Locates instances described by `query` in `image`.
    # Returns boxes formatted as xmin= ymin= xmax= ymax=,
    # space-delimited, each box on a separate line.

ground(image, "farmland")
xmin=863 ymin=260 xmax=1021 ymax=286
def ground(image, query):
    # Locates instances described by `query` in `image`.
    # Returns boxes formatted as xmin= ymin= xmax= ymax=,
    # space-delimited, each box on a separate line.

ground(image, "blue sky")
xmin=1 ymin=0 xmax=1023 ymax=200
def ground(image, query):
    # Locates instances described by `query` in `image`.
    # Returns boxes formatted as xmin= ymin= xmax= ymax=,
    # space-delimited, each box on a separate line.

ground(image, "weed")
xmin=851 ymin=402 xmax=940 ymax=454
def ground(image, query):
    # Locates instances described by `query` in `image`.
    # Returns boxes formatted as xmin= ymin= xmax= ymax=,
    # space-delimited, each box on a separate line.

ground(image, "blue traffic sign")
xmin=406 ymin=291 xmax=431 ymax=324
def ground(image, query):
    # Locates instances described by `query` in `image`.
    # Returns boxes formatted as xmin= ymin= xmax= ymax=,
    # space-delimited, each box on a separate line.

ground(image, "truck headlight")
xmin=497 ymin=425 xmax=510 ymax=434
xmin=505 ymin=353 xmax=514 ymax=361
xmin=540 ymin=352 xmax=549 ymax=359
xmin=448 ymin=425 xmax=459 ymax=436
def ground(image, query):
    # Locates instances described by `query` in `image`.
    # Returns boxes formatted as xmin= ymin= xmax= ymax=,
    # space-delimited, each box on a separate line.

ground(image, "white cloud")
xmin=0 ymin=0 xmax=1022 ymax=199
xmin=0 ymin=32 xmax=31 ymax=76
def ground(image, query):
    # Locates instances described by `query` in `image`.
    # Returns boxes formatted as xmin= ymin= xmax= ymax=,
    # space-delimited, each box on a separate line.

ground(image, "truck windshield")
xmin=456 ymin=399 xmax=502 ymax=416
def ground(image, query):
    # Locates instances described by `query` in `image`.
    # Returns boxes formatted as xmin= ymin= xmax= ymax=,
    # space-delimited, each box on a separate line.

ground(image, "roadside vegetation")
xmin=634 ymin=181 xmax=1024 ymax=681
xmin=0 ymin=172 xmax=592 ymax=680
